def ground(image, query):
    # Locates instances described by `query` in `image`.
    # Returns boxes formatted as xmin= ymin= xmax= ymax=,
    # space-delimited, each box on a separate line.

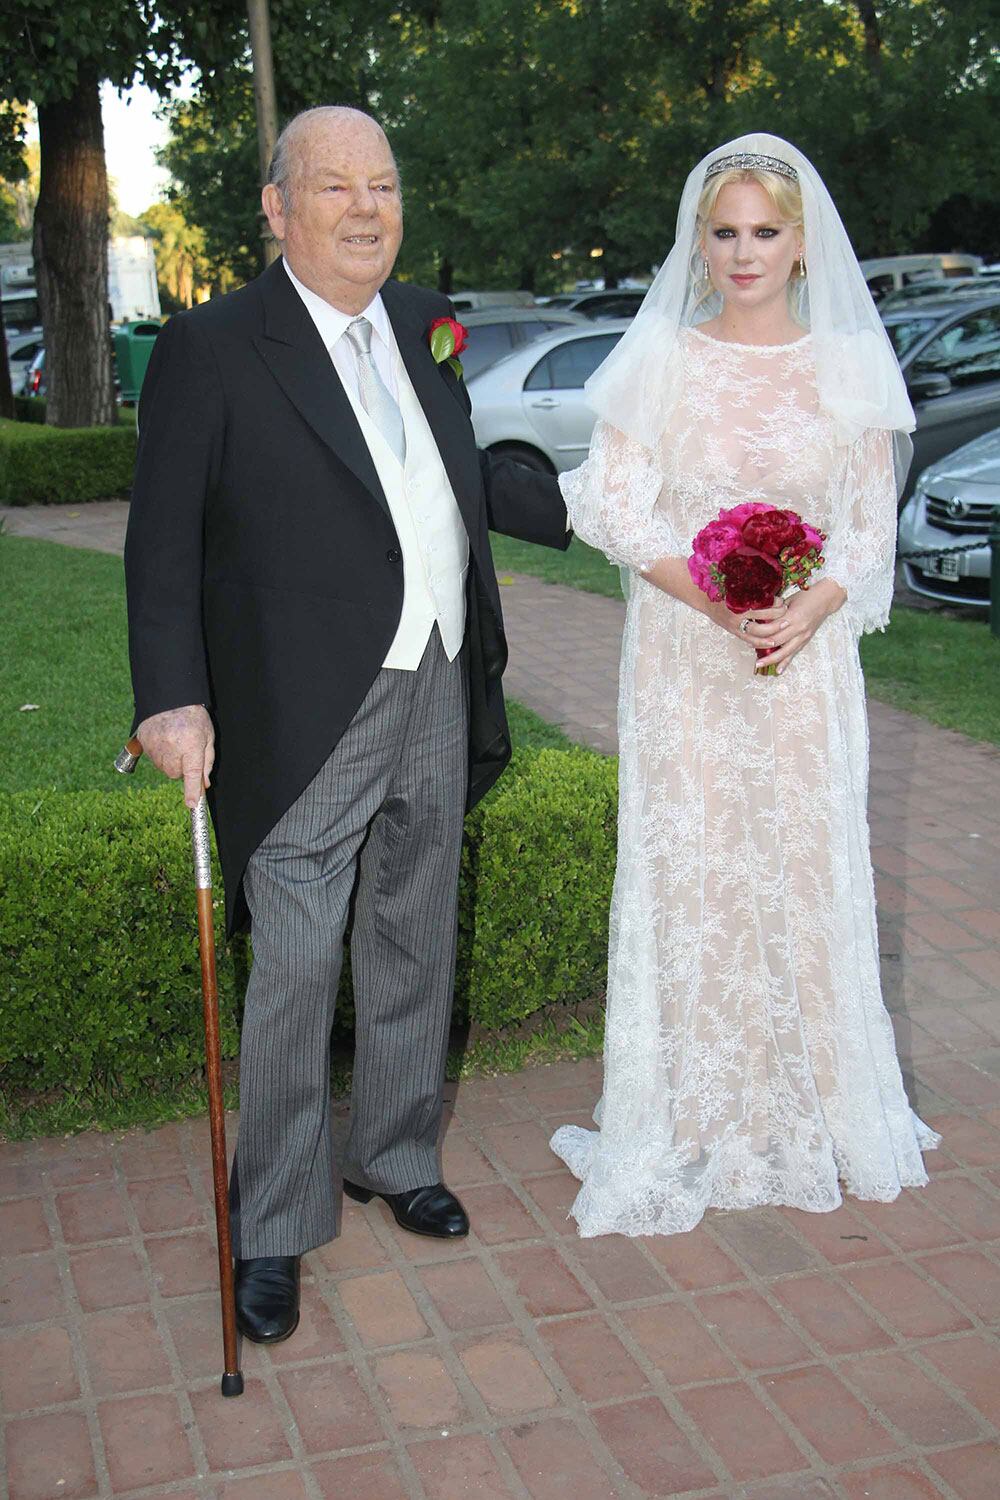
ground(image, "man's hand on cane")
xmin=137 ymin=704 xmax=215 ymax=808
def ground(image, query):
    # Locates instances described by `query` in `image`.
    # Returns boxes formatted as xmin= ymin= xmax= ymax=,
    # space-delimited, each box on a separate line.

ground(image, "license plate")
xmin=926 ymin=554 xmax=961 ymax=580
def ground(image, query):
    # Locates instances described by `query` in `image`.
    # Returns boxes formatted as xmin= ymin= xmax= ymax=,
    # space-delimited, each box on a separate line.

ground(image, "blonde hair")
xmin=697 ymin=167 xmax=804 ymax=232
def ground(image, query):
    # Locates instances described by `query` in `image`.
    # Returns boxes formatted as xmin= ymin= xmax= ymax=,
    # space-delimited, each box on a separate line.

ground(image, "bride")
xmin=549 ymin=132 xmax=939 ymax=1237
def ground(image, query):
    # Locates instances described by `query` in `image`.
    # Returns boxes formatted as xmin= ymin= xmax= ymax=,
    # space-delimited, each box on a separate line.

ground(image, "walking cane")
xmin=115 ymin=736 xmax=244 ymax=1398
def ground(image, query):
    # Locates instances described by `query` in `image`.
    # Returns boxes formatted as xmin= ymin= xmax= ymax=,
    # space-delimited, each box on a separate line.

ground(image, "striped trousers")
xmin=230 ymin=631 xmax=469 ymax=1257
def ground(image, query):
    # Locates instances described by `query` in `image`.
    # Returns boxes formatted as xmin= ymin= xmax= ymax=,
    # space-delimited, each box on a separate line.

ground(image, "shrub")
xmin=13 ymin=397 xmax=46 ymax=424
xmin=11 ymin=400 xmax=137 ymax=428
xmin=0 ymin=419 xmax=136 ymax=505
xmin=456 ymin=748 xmax=617 ymax=1028
xmin=1 ymin=787 xmax=240 ymax=1096
xmin=1 ymin=747 xmax=616 ymax=1101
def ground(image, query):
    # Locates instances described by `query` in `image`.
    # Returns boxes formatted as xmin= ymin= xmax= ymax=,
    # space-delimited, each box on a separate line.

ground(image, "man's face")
xmin=263 ymin=113 xmax=403 ymax=311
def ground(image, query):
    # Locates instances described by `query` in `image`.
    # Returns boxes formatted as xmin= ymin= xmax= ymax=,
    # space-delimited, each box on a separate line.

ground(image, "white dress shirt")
xmin=281 ymin=257 xmax=469 ymax=670
xmin=282 ymin=258 xmax=399 ymax=400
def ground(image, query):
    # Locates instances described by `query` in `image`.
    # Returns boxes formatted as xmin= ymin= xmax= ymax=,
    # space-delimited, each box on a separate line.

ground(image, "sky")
xmin=101 ymin=79 xmax=191 ymax=218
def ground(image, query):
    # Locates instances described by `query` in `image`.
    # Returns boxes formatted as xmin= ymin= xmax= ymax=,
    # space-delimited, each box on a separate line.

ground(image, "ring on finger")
xmin=739 ymin=617 xmax=751 ymax=635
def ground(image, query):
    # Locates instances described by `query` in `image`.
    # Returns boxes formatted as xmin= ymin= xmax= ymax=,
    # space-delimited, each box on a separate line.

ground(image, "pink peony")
xmin=718 ymin=501 xmax=771 ymax=529
xmin=691 ymin=519 xmax=743 ymax=564
xmin=687 ymin=552 xmax=722 ymax=601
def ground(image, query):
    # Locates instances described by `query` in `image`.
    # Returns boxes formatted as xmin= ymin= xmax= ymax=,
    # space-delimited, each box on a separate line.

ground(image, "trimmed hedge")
xmin=1 ymin=748 xmax=616 ymax=1101
xmin=12 ymin=396 xmax=46 ymax=424
xmin=0 ymin=418 xmax=137 ymax=505
xmin=9 ymin=398 xmax=138 ymax=428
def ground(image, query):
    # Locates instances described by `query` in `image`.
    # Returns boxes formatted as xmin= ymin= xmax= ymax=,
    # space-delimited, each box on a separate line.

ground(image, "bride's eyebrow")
xmin=710 ymin=219 xmax=783 ymax=230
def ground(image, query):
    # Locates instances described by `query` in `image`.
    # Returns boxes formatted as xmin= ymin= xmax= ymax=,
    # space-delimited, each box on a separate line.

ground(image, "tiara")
xmin=704 ymin=152 xmax=798 ymax=184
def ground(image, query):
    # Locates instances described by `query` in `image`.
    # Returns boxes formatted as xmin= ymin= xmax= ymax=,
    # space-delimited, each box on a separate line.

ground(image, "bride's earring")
xmin=798 ymin=250 xmax=806 ymax=278
xmin=702 ymin=256 xmax=710 ymax=283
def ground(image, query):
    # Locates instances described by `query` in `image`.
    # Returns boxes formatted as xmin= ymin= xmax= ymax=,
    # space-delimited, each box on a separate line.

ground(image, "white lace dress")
xmin=550 ymin=328 xmax=938 ymax=1237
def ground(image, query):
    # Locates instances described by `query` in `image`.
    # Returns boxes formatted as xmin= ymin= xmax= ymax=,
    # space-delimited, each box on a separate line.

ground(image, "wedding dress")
xmin=549 ymin=133 xmax=939 ymax=1237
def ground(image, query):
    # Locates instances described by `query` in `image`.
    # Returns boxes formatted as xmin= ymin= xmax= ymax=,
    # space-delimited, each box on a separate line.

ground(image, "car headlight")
xmin=899 ymin=491 xmax=921 ymax=528
xmin=909 ymin=488 xmax=931 ymax=526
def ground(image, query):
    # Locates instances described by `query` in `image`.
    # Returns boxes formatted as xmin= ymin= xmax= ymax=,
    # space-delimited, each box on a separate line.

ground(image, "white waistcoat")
xmin=345 ymin=359 xmax=469 ymax=670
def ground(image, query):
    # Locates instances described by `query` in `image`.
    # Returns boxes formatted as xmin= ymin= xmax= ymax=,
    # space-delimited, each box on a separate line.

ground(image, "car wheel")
xmin=490 ymin=443 xmax=555 ymax=474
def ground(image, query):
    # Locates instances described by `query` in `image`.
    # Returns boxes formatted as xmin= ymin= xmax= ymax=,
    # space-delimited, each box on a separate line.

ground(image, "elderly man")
xmin=125 ymin=107 xmax=569 ymax=1344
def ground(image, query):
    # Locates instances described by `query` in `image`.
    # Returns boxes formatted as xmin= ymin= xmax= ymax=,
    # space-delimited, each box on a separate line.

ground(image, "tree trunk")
xmin=437 ymin=256 xmax=454 ymax=294
xmin=33 ymin=70 xmax=116 ymax=428
xmin=855 ymin=0 xmax=882 ymax=71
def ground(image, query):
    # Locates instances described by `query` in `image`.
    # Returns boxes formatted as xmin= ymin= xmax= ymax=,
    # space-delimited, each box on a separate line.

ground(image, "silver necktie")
xmin=343 ymin=316 xmax=406 ymax=466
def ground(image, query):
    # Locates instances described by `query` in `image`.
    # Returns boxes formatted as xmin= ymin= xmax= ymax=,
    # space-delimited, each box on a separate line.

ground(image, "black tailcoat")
xmin=125 ymin=260 xmax=570 ymax=934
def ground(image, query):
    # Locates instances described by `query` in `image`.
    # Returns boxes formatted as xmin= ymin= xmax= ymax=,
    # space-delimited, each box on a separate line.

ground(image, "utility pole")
xmin=247 ymin=0 xmax=280 ymax=267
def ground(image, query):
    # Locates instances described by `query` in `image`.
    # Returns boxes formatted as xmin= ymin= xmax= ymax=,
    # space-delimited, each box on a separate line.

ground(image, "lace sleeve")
xmin=821 ymin=426 xmax=897 ymax=637
xmin=558 ymin=419 xmax=680 ymax=571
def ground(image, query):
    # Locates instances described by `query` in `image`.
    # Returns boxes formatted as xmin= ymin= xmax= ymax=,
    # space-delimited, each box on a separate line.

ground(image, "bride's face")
xmin=703 ymin=180 xmax=802 ymax=315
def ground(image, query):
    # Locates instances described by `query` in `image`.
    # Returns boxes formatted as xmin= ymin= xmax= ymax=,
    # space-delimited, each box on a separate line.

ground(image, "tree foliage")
xmin=154 ymin=0 xmax=999 ymax=298
xmin=139 ymin=198 xmax=221 ymax=309
xmin=159 ymin=0 xmax=401 ymax=284
xmin=2 ymin=0 xmax=997 ymax=424
xmin=0 ymin=0 xmax=248 ymax=424
xmin=157 ymin=78 xmax=261 ymax=286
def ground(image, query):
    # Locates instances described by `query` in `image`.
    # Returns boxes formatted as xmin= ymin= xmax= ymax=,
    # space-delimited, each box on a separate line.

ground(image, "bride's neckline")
xmin=688 ymin=326 xmax=811 ymax=353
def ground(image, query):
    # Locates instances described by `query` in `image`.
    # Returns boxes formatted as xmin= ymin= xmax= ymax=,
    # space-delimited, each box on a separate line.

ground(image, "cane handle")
xmin=191 ymin=797 xmax=213 ymax=890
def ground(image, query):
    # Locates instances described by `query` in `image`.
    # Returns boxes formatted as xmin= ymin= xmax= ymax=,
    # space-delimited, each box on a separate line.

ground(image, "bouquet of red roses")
xmin=687 ymin=503 xmax=826 ymax=676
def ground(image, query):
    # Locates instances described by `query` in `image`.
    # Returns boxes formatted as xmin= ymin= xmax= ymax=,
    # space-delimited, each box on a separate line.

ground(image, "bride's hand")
xmin=704 ymin=597 xmax=788 ymax=643
xmin=741 ymin=580 xmax=847 ymax=671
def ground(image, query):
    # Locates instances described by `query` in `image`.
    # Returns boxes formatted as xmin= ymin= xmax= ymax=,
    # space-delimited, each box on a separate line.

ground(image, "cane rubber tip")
xmin=221 ymin=1372 xmax=244 ymax=1398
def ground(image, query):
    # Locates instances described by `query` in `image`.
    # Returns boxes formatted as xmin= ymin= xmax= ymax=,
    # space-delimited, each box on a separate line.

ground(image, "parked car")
xmin=879 ymin=275 xmax=1000 ymax=311
xmin=880 ymin=293 xmax=1000 ymax=500
xmin=5 ymin=327 xmax=44 ymax=388
xmin=458 ymin=307 xmax=587 ymax=380
xmin=19 ymin=345 xmax=45 ymax=397
xmin=15 ymin=339 xmax=125 ymax=403
xmin=448 ymin=290 xmax=536 ymax=313
xmin=861 ymin=253 xmax=982 ymax=303
xmin=539 ymin=289 xmax=646 ymax=320
xmin=897 ymin=425 xmax=998 ymax=608
xmin=468 ymin=321 xmax=630 ymax=472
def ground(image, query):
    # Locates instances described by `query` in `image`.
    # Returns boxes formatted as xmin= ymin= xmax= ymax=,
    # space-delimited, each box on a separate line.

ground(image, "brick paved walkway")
xmin=0 ymin=500 xmax=132 ymax=556
xmin=3 ymin=505 xmax=1000 ymax=1498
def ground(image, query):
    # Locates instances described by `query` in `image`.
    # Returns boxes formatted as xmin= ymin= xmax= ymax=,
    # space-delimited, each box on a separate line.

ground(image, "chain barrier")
xmin=895 ymin=503 xmax=999 ymax=565
xmin=896 ymin=541 xmax=987 ymax=563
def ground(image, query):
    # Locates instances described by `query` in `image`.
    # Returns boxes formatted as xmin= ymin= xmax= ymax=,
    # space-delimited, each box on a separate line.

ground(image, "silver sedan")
xmin=468 ymin=320 xmax=631 ymax=473
xmin=898 ymin=425 xmax=998 ymax=608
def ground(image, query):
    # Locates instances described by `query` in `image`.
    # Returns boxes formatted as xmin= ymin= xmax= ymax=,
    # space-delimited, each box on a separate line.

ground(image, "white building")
xmin=1 ymin=237 xmax=161 ymax=333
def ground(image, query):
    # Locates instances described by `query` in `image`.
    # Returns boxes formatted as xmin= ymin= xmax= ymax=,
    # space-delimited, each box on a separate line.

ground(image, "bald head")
xmin=268 ymin=107 xmax=396 ymax=212
xmin=261 ymin=105 xmax=404 ymax=314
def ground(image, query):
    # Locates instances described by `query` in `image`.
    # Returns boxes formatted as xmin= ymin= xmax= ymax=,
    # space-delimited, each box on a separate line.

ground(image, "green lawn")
xmin=1 ymin=538 xmax=160 ymax=794
xmin=491 ymin=532 xmax=625 ymax=599
xmin=0 ymin=535 xmax=568 ymax=795
xmin=4 ymin=533 xmax=998 ymax=796
xmin=860 ymin=608 xmax=1000 ymax=746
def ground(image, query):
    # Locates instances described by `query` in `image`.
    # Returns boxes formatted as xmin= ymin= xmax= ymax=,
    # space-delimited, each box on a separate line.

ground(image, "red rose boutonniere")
xmin=428 ymin=316 xmax=468 ymax=379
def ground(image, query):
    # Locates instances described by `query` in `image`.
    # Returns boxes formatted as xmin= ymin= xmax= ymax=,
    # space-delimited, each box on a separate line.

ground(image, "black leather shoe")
xmin=234 ymin=1255 xmax=300 ymax=1343
xmin=344 ymin=1180 xmax=470 ymax=1238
